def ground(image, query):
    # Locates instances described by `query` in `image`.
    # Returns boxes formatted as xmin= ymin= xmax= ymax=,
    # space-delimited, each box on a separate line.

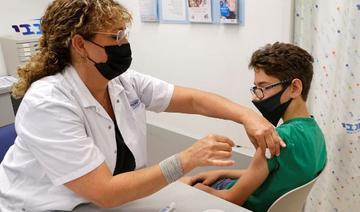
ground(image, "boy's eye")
xmin=110 ymin=35 xmax=117 ymax=40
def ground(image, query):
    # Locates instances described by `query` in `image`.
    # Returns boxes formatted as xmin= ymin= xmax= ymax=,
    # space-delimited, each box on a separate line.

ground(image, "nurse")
xmin=0 ymin=0 xmax=284 ymax=211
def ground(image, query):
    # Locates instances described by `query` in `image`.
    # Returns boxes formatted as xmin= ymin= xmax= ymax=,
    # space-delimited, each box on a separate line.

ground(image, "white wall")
xmin=120 ymin=0 xmax=294 ymax=146
xmin=0 ymin=0 xmax=51 ymax=76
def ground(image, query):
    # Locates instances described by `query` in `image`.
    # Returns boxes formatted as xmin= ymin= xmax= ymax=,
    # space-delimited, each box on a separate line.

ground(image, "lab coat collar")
xmin=64 ymin=65 xmax=125 ymax=120
xmin=64 ymin=65 xmax=97 ymax=109
xmin=108 ymin=76 xmax=125 ymax=97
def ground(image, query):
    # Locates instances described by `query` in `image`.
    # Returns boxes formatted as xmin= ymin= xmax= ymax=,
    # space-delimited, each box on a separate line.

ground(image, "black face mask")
xmin=87 ymin=41 xmax=132 ymax=80
xmin=252 ymin=88 xmax=292 ymax=126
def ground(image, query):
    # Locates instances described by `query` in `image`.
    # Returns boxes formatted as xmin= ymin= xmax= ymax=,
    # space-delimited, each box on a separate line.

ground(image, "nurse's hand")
xmin=179 ymin=134 xmax=235 ymax=173
xmin=242 ymin=109 xmax=286 ymax=157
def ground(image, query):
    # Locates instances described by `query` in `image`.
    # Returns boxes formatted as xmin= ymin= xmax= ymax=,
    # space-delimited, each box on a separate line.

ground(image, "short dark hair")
xmin=249 ymin=42 xmax=314 ymax=100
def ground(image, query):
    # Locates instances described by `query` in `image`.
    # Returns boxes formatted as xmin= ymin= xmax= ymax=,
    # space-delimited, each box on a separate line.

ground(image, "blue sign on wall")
xmin=11 ymin=19 xmax=42 ymax=35
xmin=342 ymin=118 xmax=360 ymax=134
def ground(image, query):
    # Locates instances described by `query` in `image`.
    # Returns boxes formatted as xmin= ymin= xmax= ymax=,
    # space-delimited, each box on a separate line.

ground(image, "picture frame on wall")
xmin=159 ymin=0 xmax=189 ymax=23
xmin=139 ymin=0 xmax=159 ymax=22
xmin=219 ymin=0 xmax=238 ymax=24
xmin=188 ymin=0 xmax=213 ymax=23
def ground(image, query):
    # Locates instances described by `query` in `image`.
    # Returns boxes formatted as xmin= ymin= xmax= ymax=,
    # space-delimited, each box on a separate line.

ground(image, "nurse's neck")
xmin=75 ymin=63 xmax=115 ymax=120
xmin=73 ymin=62 xmax=110 ymax=103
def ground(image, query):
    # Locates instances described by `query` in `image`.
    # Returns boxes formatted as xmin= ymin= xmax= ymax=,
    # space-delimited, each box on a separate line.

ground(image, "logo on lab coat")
xmin=130 ymin=99 xmax=141 ymax=109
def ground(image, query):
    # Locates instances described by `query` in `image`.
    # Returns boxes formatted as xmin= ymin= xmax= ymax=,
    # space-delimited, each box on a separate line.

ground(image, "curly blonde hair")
xmin=12 ymin=0 xmax=132 ymax=98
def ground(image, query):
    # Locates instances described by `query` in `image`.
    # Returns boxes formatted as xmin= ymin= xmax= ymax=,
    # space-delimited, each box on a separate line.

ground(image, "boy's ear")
xmin=289 ymin=78 xmax=303 ymax=98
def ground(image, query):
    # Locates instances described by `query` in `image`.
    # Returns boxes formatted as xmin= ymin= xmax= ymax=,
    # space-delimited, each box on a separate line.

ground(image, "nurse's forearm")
xmin=65 ymin=162 xmax=171 ymax=208
xmin=166 ymin=86 xmax=251 ymax=124
xmin=105 ymin=165 xmax=170 ymax=207
xmin=191 ymin=91 xmax=252 ymax=124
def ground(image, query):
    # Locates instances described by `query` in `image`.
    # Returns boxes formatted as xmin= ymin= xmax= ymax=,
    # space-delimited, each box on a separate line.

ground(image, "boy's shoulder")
xmin=268 ymin=116 xmax=326 ymax=170
xmin=275 ymin=117 xmax=322 ymax=144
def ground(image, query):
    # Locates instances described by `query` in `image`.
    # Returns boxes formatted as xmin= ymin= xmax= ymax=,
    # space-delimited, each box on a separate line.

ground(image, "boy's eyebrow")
xmin=254 ymin=81 xmax=270 ymax=87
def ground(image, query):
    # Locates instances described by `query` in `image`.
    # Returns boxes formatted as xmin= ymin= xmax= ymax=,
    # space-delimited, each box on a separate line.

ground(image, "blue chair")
xmin=0 ymin=123 xmax=16 ymax=163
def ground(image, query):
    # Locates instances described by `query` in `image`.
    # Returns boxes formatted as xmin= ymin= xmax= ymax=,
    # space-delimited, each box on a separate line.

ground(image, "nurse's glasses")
xmin=94 ymin=28 xmax=130 ymax=45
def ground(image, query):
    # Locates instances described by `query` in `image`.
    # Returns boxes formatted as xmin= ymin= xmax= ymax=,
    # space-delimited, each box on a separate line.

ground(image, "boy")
xmin=182 ymin=42 xmax=327 ymax=212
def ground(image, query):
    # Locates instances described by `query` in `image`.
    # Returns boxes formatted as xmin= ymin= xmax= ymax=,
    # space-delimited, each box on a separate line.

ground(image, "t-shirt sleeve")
xmin=125 ymin=70 xmax=174 ymax=113
xmin=17 ymin=98 xmax=105 ymax=186
xmin=266 ymin=127 xmax=290 ymax=172
xmin=266 ymin=157 xmax=279 ymax=172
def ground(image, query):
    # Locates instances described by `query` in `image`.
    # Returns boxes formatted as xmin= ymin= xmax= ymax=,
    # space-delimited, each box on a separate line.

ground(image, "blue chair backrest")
xmin=0 ymin=123 xmax=17 ymax=163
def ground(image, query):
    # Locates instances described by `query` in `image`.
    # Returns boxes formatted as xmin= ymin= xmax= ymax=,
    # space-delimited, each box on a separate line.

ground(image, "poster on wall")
xmin=219 ymin=0 xmax=238 ymax=24
xmin=188 ymin=0 xmax=212 ymax=23
xmin=139 ymin=0 xmax=159 ymax=22
xmin=159 ymin=0 xmax=188 ymax=23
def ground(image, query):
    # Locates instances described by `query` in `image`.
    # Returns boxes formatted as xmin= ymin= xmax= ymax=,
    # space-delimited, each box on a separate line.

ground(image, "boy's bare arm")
xmin=198 ymin=169 xmax=246 ymax=180
xmin=218 ymin=169 xmax=247 ymax=179
xmin=224 ymin=148 xmax=270 ymax=205
xmin=194 ymin=148 xmax=269 ymax=205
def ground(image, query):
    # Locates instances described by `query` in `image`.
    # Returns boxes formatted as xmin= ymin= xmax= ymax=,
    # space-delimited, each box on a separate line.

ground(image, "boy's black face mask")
xmin=252 ymin=88 xmax=292 ymax=126
xmin=87 ymin=41 xmax=132 ymax=80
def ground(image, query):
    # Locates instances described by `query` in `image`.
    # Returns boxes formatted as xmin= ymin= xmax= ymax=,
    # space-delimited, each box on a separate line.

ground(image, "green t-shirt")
xmin=241 ymin=117 xmax=327 ymax=212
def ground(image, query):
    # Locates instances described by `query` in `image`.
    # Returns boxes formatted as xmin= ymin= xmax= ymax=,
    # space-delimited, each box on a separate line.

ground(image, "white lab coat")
xmin=0 ymin=65 xmax=174 ymax=211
